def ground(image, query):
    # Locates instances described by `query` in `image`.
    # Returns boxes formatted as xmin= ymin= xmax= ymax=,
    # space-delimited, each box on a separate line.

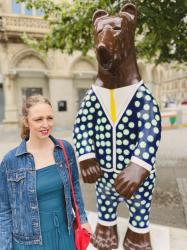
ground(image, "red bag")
xmin=59 ymin=141 xmax=91 ymax=250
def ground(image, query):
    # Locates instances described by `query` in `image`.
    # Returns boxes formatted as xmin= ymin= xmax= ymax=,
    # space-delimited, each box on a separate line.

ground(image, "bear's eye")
xmin=113 ymin=27 xmax=121 ymax=31
xmin=97 ymin=29 xmax=103 ymax=34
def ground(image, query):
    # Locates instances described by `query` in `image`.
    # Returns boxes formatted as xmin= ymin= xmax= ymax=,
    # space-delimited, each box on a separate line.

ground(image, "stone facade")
xmin=0 ymin=0 xmax=187 ymax=129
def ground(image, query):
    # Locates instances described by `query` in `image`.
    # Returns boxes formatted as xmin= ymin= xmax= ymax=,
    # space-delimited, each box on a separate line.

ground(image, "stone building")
xmin=0 ymin=0 xmax=186 ymax=129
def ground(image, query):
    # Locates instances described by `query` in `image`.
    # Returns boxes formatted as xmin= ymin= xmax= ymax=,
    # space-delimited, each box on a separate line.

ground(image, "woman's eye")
xmin=35 ymin=118 xmax=42 ymax=121
xmin=48 ymin=117 xmax=53 ymax=120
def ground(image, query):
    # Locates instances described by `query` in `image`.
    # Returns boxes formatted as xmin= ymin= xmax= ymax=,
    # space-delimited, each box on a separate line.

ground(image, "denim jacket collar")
xmin=15 ymin=135 xmax=62 ymax=157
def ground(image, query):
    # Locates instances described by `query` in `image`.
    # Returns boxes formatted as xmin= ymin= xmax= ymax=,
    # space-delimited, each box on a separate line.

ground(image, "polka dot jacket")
xmin=73 ymin=82 xmax=161 ymax=174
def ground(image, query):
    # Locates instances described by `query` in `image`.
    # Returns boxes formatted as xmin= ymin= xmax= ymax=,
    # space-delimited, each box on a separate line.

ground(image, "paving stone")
xmin=177 ymin=178 xmax=187 ymax=226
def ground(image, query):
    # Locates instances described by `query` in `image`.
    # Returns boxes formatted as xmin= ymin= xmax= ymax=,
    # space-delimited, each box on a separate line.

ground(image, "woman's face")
xmin=25 ymin=103 xmax=54 ymax=140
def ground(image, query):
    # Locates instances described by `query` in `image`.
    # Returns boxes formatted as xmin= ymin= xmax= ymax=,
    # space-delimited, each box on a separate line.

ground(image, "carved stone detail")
xmin=0 ymin=14 xmax=49 ymax=33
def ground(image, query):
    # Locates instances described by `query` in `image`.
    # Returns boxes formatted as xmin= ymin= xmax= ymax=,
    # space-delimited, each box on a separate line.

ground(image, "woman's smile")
xmin=40 ymin=129 xmax=50 ymax=136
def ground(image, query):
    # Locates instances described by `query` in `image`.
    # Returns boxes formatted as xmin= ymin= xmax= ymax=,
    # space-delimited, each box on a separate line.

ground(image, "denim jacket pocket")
xmin=7 ymin=170 xmax=26 ymax=182
xmin=7 ymin=170 xmax=27 ymax=208
xmin=7 ymin=170 xmax=28 ymax=235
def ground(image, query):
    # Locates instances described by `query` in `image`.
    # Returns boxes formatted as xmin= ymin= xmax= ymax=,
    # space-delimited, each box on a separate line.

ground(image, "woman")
xmin=0 ymin=95 xmax=92 ymax=250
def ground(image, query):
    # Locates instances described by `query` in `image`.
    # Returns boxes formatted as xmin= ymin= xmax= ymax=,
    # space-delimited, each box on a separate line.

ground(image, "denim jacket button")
xmin=31 ymin=206 xmax=38 ymax=209
xmin=32 ymin=222 xmax=39 ymax=227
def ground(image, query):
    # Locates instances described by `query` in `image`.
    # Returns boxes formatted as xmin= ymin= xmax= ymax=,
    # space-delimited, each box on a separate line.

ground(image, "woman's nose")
xmin=42 ymin=119 xmax=49 ymax=127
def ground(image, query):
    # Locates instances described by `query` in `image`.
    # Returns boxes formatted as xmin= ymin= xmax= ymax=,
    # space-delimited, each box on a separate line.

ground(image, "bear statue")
xmin=73 ymin=3 xmax=161 ymax=250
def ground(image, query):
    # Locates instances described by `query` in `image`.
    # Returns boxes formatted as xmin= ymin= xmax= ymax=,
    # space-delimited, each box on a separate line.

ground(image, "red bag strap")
xmin=58 ymin=140 xmax=81 ymax=228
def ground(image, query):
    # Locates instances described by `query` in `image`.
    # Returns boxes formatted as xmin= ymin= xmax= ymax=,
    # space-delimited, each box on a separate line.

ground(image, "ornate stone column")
xmin=3 ymin=71 xmax=18 ymax=124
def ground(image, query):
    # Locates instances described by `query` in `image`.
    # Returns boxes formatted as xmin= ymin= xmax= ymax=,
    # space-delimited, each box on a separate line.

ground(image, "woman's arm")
xmin=0 ymin=160 xmax=12 ymax=250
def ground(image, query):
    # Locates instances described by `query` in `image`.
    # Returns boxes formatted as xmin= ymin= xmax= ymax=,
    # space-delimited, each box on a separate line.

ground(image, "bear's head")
xmin=93 ymin=3 xmax=137 ymax=72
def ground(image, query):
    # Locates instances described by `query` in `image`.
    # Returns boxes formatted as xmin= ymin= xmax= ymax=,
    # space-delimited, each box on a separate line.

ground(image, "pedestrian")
xmin=0 ymin=95 xmax=92 ymax=250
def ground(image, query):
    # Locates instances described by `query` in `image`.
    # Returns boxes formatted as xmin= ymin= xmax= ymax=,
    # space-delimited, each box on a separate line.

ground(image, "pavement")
xmin=0 ymin=124 xmax=187 ymax=249
xmin=87 ymin=212 xmax=187 ymax=250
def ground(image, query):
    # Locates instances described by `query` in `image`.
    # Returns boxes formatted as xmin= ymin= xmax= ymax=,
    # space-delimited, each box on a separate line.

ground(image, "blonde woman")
xmin=0 ymin=95 xmax=92 ymax=250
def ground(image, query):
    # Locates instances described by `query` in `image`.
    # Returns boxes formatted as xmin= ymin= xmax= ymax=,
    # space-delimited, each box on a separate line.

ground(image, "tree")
xmin=17 ymin=0 xmax=187 ymax=64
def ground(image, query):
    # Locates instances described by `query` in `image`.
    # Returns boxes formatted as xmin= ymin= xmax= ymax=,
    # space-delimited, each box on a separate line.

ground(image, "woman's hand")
xmin=81 ymin=223 xmax=93 ymax=235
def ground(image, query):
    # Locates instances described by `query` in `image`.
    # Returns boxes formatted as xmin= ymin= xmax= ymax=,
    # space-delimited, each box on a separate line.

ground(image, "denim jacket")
xmin=0 ymin=135 xmax=88 ymax=249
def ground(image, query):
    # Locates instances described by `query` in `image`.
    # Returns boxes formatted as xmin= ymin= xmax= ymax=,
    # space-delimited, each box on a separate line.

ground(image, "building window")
xmin=22 ymin=0 xmax=33 ymax=16
xmin=36 ymin=8 xmax=44 ymax=16
xmin=12 ymin=0 xmax=21 ymax=14
xmin=12 ymin=0 xmax=43 ymax=16
xmin=22 ymin=87 xmax=43 ymax=99
xmin=24 ymin=7 xmax=33 ymax=16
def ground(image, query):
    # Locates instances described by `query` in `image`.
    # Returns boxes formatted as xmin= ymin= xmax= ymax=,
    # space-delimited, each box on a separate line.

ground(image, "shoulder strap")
xmin=58 ymin=140 xmax=81 ymax=228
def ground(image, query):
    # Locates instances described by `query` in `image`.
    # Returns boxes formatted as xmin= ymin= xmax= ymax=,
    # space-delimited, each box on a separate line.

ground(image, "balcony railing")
xmin=0 ymin=14 xmax=49 ymax=37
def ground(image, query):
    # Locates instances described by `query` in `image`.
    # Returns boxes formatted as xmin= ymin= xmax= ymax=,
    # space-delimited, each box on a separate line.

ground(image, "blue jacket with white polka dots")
xmin=73 ymin=83 xmax=161 ymax=174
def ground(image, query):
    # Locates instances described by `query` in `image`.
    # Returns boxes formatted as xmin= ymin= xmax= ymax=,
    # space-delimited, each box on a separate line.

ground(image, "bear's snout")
xmin=94 ymin=22 xmax=124 ymax=71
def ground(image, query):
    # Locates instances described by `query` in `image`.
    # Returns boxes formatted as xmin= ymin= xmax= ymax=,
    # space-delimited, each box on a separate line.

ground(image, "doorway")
xmin=77 ymin=88 xmax=88 ymax=110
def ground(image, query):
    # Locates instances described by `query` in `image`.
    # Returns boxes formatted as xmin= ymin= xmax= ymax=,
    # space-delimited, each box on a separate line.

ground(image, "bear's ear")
xmin=92 ymin=9 xmax=108 ymax=24
xmin=120 ymin=3 xmax=137 ymax=22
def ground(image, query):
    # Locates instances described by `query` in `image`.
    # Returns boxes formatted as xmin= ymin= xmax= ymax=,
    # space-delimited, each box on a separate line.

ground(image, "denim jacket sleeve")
xmin=0 ymin=159 xmax=12 ymax=250
xmin=67 ymin=143 xmax=88 ymax=225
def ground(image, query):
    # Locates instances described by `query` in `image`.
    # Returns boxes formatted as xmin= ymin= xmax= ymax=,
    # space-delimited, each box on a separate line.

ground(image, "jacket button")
xmin=33 ymin=222 xmax=39 ymax=227
xmin=31 ymin=206 xmax=38 ymax=209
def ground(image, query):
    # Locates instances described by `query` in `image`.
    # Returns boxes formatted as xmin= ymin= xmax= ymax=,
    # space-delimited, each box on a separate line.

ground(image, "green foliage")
xmin=17 ymin=0 xmax=187 ymax=64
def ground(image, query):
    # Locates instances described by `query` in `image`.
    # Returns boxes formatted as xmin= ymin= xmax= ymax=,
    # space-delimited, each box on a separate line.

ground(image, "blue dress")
xmin=13 ymin=164 xmax=76 ymax=250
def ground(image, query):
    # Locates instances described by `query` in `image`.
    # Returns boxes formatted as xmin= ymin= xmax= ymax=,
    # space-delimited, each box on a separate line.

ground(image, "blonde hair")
xmin=21 ymin=95 xmax=52 ymax=140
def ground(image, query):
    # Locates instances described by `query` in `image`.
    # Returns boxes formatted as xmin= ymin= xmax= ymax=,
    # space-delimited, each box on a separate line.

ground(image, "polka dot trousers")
xmin=96 ymin=171 xmax=156 ymax=233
